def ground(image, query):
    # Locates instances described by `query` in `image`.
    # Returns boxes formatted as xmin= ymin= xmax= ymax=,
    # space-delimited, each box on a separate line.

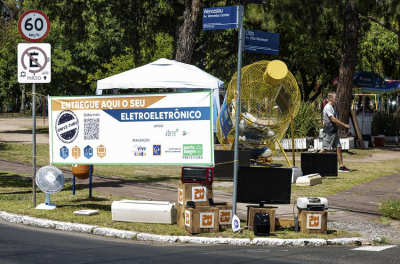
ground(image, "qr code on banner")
xmin=84 ymin=118 xmax=100 ymax=140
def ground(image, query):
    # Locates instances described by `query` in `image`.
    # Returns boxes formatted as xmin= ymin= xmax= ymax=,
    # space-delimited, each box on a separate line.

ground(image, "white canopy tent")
xmin=96 ymin=58 xmax=224 ymax=121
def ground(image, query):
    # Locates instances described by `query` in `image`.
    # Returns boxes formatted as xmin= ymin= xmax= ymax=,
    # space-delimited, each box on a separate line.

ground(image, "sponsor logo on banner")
xmin=72 ymin=146 xmax=81 ymax=159
xmin=178 ymin=188 xmax=184 ymax=205
xmin=306 ymin=214 xmax=322 ymax=229
xmin=183 ymin=144 xmax=203 ymax=160
xmin=219 ymin=210 xmax=232 ymax=225
xmin=60 ymin=146 xmax=69 ymax=159
xmin=165 ymin=147 xmax=181 ymax=154
xmin=165 ymin=128 xmax=178 ymax=136
xmin=185 ymin=210 xmax=191 ymax=227
xmin=55 ymin=110 xmax=79 ymax=144
xmin=133 ymin=145 xmax=147 ymax=156
xmin=84 ymin=145 xmax=93 ymax=159
xmin=200 ymin=212 xmax=214 ymax=228
xmin=153 ymin=144 xmax=161 ymax=156
xmin=192 ymin=186 xmax=207 ymax=202
xmin=97 ymin=145 xmax=106 ymax=158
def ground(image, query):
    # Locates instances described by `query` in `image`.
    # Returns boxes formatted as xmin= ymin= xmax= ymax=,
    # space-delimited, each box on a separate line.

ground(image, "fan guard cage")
xmin=36 ymin=166 xmax=65 ymax=194
xmin=216 ymin=60 xmax=301 ymax=158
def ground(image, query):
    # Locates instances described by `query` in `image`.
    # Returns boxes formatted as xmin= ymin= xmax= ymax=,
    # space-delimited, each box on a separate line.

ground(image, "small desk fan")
xmin=36 ymin=166 xmax=65 ymax=210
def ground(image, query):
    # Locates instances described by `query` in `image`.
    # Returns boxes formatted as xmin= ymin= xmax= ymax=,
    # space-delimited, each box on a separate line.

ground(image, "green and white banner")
xmin=48 ymin=92 xmax=214 ymax=165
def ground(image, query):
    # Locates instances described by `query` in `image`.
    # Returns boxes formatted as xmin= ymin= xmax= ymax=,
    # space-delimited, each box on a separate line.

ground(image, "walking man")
xmin=319 ymin=92 xmax=351 ymax=172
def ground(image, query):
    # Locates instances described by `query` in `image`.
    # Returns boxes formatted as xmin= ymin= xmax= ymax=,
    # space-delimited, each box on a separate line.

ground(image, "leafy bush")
xmin=372 ymin=113 xmax=399 ymax=136
xmin=285 ymin=101 xmax=321 ymax=138
xmin=379 ymin=199 xmax=400 ymax=219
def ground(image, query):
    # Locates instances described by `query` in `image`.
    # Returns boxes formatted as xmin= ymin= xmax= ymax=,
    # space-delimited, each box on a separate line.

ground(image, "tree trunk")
xmin=19 ymin=85 xmax=26 ymax=114
xmin=175 ymin=0 xmax=201 ymax=63
xmin=398 ymin=18 xmax=400 ymax=80
xmin=336 ymin=0 xmax=360 ymax=135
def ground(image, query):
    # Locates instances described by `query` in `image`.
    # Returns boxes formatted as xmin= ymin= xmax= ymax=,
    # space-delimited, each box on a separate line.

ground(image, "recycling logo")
xmin=55 ymin=110 xmax=79 ymax=144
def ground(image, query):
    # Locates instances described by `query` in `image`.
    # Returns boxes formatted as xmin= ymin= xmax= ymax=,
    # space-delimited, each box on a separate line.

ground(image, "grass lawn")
xmin=1 ymin=142 xmax=399 ymax=238
xmin=0 ymin=171 xmax=358 ymax=239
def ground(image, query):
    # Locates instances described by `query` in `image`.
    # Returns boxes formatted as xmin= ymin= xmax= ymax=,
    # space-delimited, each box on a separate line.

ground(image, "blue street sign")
xmin=203 ymin=6 xmax=238 ymax=30
xmin=244 ymin=29 xmax=280 ymax=55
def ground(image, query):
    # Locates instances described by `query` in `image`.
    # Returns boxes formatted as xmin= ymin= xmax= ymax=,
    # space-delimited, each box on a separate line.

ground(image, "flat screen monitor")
xmin=214 ymin=150 xmax=251 ymax=179
xmin=237 ymin=167 xmax=292 ymax=205
xmin=301 ymin=153 xmax=338 ymax=176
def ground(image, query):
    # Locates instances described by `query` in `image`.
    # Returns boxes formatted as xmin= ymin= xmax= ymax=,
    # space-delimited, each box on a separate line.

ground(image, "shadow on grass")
xmin=0 ymin=191 xmax=32 ymax=195
xmin=58 ymin=203 xmax=111 ymax=211
xmin=0 ymin=175 xmax=32 ymax=188
xmin=71 ymin=197 xmax=110 ymax=203
xmin=67 ymin=176 xmax=180 ymax=189
xmin=1 ymin=129 xmax=48 ymax=134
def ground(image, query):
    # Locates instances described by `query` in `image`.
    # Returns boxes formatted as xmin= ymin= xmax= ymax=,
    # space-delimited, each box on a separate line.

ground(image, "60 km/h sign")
xmin=18 ymin=43 xmax=51 ymax=83
xmin=18 ymin=9 xmax=50 ymax=42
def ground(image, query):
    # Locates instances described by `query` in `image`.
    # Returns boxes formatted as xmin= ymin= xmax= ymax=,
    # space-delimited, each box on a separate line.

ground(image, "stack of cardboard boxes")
xmin=177 ymin=182 xmax=232 ymax=234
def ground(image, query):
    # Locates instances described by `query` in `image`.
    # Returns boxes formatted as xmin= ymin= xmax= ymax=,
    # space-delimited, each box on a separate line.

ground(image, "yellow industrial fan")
xmin=216 ymin=60 xmax=301 ymax=164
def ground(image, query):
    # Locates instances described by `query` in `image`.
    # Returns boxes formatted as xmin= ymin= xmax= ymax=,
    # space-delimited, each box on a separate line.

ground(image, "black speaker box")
xmin=214 ymin=150 xmax=251 ymax=179
xmin=301 ymin=153 xmax=338 ymax=176
xmin=254 ymin=212 xmax=270 ymax=236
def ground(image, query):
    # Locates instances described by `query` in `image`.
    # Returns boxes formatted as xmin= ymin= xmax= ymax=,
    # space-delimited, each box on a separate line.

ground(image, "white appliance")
xmin=296 ymin=173 xmax=322 ymax=186
xmin=290 ymin=167 xmax=302 ymax=184
xmin=35 ymin=166 xmax=65 ymax=210
xmin=296 ymin=197 xmax=328 ymax=211
xmin=112 ymin=200 xmax=177 ymax=224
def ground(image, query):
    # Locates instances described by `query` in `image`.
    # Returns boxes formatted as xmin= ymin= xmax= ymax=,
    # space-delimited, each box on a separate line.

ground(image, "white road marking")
xmin=351 ymin=245 xmax=397 ymax=251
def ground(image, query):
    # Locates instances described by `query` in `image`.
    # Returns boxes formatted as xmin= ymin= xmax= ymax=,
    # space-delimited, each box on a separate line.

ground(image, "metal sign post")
xmin=18 ymin=10 xmax=51 ymax=208
xmin=32 ymin=83 xmax=36 ymax=207
xmin=232 ymin=4 xmax=244 ymax=215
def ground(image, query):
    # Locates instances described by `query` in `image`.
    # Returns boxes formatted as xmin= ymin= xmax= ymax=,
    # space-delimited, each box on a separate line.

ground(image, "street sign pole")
xmin=17 ymin=10 xmax=51 ymax=208
xmin=32 ymin=83 xmax=36 ymax=207
xmin=232 ymin=3 xmax=244 ymax=215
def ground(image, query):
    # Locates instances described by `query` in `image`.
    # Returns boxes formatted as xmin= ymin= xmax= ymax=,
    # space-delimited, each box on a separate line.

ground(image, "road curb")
xmin=0 ymin=211 xmax=377 ymax=246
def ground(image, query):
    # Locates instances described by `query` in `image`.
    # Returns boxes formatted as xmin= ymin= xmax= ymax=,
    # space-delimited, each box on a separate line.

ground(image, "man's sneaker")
xmin=339 ymin=166 xmax=351 ymax=172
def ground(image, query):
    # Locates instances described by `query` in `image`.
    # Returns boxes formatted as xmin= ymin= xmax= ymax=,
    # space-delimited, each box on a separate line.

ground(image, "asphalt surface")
xmin=1 ymin=221 xmax=399 ymax=264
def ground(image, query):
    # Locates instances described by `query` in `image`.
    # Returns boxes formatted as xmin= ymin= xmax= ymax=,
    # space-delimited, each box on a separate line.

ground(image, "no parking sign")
xmin=18 ymin=43 xmax=51 ymax=83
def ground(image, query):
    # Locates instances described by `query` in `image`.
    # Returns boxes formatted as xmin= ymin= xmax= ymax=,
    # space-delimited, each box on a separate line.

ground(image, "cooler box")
xmin=374 ymin=136 xmax=385 ymax=146
xmin=112 ymin=200 xmax=177 ymax=224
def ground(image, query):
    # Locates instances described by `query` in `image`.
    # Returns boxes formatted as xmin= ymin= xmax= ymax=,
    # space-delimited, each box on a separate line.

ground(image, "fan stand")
xmin=36 ymin=193 xmax=56 ymax=210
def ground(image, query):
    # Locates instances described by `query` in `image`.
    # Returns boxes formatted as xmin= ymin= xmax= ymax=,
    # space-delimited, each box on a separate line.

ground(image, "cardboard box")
xmin=246 ymin=206 xmax=276 ymax=233
xmin=184 ymin=206 xmax=219 ymax=234
xmin=177 ymin=182 xmax=212 ymax=207
xmin=298 ymin=209 xmax=327 ymax=234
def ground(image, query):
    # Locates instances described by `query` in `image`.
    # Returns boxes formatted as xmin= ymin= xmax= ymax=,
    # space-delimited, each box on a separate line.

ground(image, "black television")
xmin=301 ymin=153 xmax=338 ymax=176
xmin=237 ymin=167 xmax=292 ymax=206
xmin=214 ymin=150 xmax=251 ymax=179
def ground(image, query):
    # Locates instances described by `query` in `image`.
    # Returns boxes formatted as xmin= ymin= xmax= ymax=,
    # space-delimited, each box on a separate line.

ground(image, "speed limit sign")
xmin=18 ymin=10 xmax=50 ymax=42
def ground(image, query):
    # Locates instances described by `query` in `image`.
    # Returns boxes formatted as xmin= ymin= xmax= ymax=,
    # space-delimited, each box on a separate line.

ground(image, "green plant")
xmin=285 ymin=101 xmax=321 ymax=138
xmin=372 ymin=113 xmax=400 ymax=136
xmin=378 ymin=199 xmax=400 ymax=219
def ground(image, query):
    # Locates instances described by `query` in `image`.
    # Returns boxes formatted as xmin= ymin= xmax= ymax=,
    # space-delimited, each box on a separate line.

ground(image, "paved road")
xmin=0 ymin=221 xmax=399 ymax=264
